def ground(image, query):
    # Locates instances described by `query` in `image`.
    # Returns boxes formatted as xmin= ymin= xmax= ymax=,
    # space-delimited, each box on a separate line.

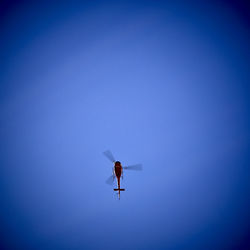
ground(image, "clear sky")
xmin=0 ymin=1 xmax=249 ymax=249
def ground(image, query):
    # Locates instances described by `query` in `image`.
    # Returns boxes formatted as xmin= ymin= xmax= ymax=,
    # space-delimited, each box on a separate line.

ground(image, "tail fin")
xmin=114 ymin=188 xmax=125 ymax=200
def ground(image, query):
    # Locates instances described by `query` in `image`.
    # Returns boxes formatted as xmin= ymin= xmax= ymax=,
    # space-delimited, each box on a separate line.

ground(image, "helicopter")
xmin=103 ymin=150 xmax=142 ymax=199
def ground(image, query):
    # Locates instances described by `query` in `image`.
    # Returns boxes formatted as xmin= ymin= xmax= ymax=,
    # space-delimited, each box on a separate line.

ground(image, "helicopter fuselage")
xmin=114 ymin=161 xmax=125 ymax=199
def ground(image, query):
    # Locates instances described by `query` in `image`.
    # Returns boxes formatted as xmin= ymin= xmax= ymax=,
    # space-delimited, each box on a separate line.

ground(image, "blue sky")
xmin=0 ymin=1 xmax=250 ymax=249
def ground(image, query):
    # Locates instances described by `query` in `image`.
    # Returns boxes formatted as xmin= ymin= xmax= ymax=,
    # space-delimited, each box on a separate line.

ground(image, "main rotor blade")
xmin=103 ymin=150 xmax=116 ymax=163
xmin=105 ymin=175 xmax=115 ymax=185
xmin=123 ymin=164 xmax=143 ymax=171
